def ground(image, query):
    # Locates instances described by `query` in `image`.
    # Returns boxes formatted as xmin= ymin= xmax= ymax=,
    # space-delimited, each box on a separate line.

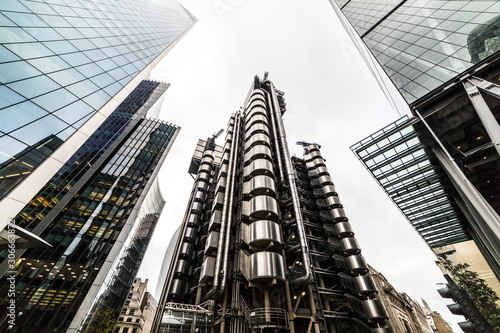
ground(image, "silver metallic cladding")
xmin=266 ymin=80 xmax=313 ymax=284
xmin=206 ymin=114 xmax=240 ymax=298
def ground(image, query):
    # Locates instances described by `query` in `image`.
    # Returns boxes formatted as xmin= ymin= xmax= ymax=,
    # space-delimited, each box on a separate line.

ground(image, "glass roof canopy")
xmin=351 ymin=116 xmax=471 ymax=248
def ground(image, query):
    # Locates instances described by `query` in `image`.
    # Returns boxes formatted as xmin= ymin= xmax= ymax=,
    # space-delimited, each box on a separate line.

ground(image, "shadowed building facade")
xmin=369 ymin=266 xmax=433 ymax=333
xmin=0 ymin=80 xmax=179 ymax=332
xmin=153 ymin=75 xmax=392 ymax=333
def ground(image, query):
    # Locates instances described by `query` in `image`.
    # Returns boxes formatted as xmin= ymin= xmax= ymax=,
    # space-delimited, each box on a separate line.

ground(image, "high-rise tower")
xmin=0 ymin=0 xmax=196 ymax=241
xmin=0 ymin=80 xmax=178 ymax=332
xmin=329 ymin=1 xmax=500 ymax=291
xmin=0 ymin=1 xmax=195 ymax=330
xmin=153 ymin=75 xmax=391 ymax=333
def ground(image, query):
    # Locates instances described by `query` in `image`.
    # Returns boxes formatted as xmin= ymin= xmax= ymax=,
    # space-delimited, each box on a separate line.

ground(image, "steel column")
xmin=463 ymin=78 xmax=500 ymax=156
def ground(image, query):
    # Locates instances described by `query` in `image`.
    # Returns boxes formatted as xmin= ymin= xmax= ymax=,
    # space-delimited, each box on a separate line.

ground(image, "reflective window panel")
xmin=0 ymin=0 xmax=195 ymax=197
xmin=335 ymin=0 xmax=500 ymax=103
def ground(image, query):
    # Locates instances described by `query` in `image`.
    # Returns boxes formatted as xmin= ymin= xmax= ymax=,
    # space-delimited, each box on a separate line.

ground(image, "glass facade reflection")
xmin=0 ymin=80 xmax=178 ymax=332
xmin=350 ymin=60 xmax=500 ymax=282
xmin=468 ymin=15 xmax=500 ymax=64
xmin=0 ymin=0 xmax=195 ymax=199
xmin=81 ymin=179 xmax=165 ymax=331
xmin=331 ymin=0 xmax=500 ymax=103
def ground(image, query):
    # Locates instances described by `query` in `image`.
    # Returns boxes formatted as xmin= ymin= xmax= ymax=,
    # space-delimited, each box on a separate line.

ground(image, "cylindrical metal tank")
xmin=179 ymin=242 xmax=195 ymax=260
xmin=362 ymin=299 xmax=389 ymax=323
xmin=249 ymin=220 xmax=282 ymax=248
xmin=310 ymin=175 xmax=334 ymax=187
xmin=304 ymin=150 xmax=322 ymax=162
xmin=243 ymin=159 xmax=274 ymax=179
xmin=248 ymin=252 xmax=286 ymax=282
xmin=169 ymin=279 xmax=187 ymax=298
xmin=246 ymin=106 xmax=267 ymax=121
xmin=248 ymin=99 xmax=266 ymax=110
xmin=245 ymin=114 xmax=268 ymax=130
xmin=183 ymin=227 xmax=198 ymax=243
xmin=308 ymin=166 xmax=329 ymax=178
xmin=244 ymin=133 xmax=271 ymax=152
xmin=187 ymin=213 xmax=200 ymax=227
xmin=306 ymin=157 xmax=325 ymax=170
xmin=174 ymin=259 xmax=192 ymax=279
xmin=248 ymin=195 xmax=279 ymax=221
xmin=244 ymin=145 xmax=272 ymax=164
xmin=317 ymin=195 xmax=342 ymax=209
xmin=190 ymin=201 xmax=204 ymax=214
xmin=321 ymin=207 xmax=348 ymax=222
xmin=244 ymin=175 xmax=276 ymax=197
xmin=334 ymin=221 xmax=355 ymax=237
xmin=314 ymin=184 xmax=338 ymax=197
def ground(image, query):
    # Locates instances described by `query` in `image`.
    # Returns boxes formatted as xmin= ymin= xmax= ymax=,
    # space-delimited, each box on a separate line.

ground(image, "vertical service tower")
xmin=153 ymin=74 xmax=392 ymax=333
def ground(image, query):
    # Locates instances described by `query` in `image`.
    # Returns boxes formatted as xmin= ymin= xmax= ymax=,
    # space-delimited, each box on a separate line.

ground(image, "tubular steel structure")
xmin=153 ymin=75 xmax=392 ymax=333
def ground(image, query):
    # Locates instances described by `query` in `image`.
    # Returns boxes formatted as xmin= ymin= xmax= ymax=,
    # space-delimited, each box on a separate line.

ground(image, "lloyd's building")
xmin=330 ymin=0 xmax=500 ymax=294
xmin=0 ymin=0 xmax=195 ymax=331
xmin=153 ymin=74 xmax=393 ymax=333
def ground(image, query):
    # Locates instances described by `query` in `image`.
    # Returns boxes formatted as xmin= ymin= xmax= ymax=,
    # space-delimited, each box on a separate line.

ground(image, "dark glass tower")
xmin=0 ymin=0 xmax=195 ymax=239
xmin=330 ymin=0 xmax=500 ymax=294
xmin=153 ymin=75 xmax=392 ymax=333
xmin=80 ymin=178 xmax=165 ymax=332
xmin=0 ymin=80 xmax=179 ymax=332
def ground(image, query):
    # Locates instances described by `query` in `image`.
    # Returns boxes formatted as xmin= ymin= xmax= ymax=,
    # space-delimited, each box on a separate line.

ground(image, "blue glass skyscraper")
xmin=0 ymin=0 xmax=195 ymax=331
xmin=0 ymin=0 xmax=195 ymax=236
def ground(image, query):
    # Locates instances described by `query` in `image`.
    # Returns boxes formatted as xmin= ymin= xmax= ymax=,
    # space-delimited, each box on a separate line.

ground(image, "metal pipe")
xmin=265 ymin=80 xmax=313 ymax=285
xmin=151 ymin=168 xmax=204 ymax=331
xmin=264 ymin=89 xmax=284 ymax=184
xmin=221 ymin=113 xmax=241 ymax=292
xmin=286 ymin=244 xmax=301 ymax=255
xmin=283 ymin=218 xmax=296 ymax=229
xmin=206 ymin=115 xmax=239 ymax=299
xmin=220 ymin=287 xmax=229 ymax=332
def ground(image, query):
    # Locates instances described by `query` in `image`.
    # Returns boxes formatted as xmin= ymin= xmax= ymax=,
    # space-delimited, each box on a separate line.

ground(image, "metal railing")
xmin=239 ymin=297 xmax=288 ymax=329
xmin=163 ymin=300 xmax=214 ymax=314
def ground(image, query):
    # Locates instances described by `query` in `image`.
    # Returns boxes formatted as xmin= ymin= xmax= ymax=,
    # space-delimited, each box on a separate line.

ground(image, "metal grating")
xmin=351 ymin=116 xmax=471 ymax=248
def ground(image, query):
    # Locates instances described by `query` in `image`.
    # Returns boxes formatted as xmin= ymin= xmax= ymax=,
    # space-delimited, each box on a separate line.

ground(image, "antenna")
xmin=296 ymin=141 xmax=321 ymax=149
xmin=212 ymin=129 xmax=224 ymax=140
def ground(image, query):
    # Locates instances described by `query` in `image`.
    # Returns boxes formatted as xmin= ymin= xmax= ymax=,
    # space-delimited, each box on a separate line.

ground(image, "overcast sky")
xmin=139 ymin=0 xmax=461 ymax=330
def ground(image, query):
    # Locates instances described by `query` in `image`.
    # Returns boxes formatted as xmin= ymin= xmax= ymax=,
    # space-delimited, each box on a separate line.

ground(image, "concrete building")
xmin=369 ymin=266 xmax=433 ymax=333
xmin=329 ymin=0 xmax=500 ymax=291
xmin=153 ymin=74 xmax=392 ymax=333
xmin=114 ymin=278 xmax=158 ymax=333
xmin=421 ymin=300 xmax=454 ymax=333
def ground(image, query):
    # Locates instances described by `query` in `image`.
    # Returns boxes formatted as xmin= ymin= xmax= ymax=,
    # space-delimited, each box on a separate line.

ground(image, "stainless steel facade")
xmin=153 ymin=75 xmax=391 ymax=333
xmin=0 ymin=80 xmax=179 ymax=332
